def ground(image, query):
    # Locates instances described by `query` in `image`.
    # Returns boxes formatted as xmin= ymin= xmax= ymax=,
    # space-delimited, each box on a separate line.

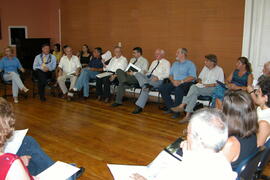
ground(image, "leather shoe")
xmin=132 ymin=106 xmax=143 ymax=114
xmin=75 ymin=167 xmax=85 ymax=178
xmin=111 ymin=103 xmax=122 ymax=107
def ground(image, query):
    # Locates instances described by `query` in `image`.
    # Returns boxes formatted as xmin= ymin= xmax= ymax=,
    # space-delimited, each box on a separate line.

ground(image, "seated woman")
xmin=221 ymin=90 xmax=258 ymax=171
xmin=248 ymin=77 xmax=270 ymax=147
xmin=78 ymin=44 xmax=92 ymax=68
xmin=52 ymin=43 xmax=63 ymax=64
xmin=212 ymin=57 xmax=253 ymax=109
xmin=0 ymin=98 xmax=34 ymax=179
xmin=69 ymin=47 xmax=103 ymax=99
xmin=0 ymin=47 xmax=29 ymax=103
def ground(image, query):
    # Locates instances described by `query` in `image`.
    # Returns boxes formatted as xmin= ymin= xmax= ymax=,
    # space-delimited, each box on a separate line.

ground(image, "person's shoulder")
xmin=161 ymin=58 xmax=170 ymax=63
xmin=50 ymin=53 xmax=57 ymax=59
xmin=186 ymin=60 xmax=196 ymax=66
xmin=121 ymin=56 xmax=127 ymax=61
xmin=34 ymin=54 xmax=42 ymax=59
xmin=140 ymin=56 xmax=148 ymax=62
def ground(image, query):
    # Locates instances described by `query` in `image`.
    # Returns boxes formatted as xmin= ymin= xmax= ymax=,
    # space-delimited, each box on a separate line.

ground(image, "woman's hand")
xmin=130 ymin=173 xmax=148 ymax=180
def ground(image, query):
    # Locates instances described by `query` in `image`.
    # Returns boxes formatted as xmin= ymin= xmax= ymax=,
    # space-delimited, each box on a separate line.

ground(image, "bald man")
xmin=258 ymin=61 xmax=270 ymax=83
xmin=159 ymin=48 xmax=197 ymax=119
xmin=132 ymin=49 xmax=170 ymax=114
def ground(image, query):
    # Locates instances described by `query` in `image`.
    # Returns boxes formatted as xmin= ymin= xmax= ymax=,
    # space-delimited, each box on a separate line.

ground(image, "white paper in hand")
xmin=108 ymin=164 xmax=150 ymax=180
xmin=4 ymin=129 xmax=28 ymax=154
xmin=37 ymin=161 xmax=79 ymax=180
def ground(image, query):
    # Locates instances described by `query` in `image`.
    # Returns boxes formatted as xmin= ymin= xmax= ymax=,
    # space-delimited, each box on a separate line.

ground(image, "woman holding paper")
xmin=0 ymin=98 xmax=34 ymax=180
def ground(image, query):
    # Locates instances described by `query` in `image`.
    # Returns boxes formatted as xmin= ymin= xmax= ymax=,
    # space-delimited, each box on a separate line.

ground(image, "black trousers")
xmin=96 ymin=75 xmax=118 ymax=98
xmin=36 ymin=69 xmax=52 ymax=99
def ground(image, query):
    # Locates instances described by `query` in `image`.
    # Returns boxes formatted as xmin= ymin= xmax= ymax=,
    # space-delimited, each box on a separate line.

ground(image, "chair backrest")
xmin=255 ymin=139 xmax=270 ymax=177
xmin=236 ymin=146 xmax=265 ymax=180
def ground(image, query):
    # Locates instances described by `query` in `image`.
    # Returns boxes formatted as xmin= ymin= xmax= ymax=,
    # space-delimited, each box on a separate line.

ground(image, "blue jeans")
xmin=16 ymin=136 xmax=76 ymax=180
xmin=16 ymin=136 xmax=54 ymax=176
xmin=75 ymin=69 xmax=99 ymax=97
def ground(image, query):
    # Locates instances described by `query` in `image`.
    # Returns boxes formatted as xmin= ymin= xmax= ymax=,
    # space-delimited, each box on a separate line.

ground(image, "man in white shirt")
xmin=171 ymin=54 xmax=224 ymax=123
xmin=112 ymin=47 xmax=149 ymax=107
xmin=132 ymin=49 xmax=170 ymax=114
xmin=96 ymin=46 xmax=128 ymax=103
xmin=57 ymin=46 xmax=81 ymax=98
xmin=130 ymin=108 xmax=237 ymax=180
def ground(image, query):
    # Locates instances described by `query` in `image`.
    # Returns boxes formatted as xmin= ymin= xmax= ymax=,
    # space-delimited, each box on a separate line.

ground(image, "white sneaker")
xmin=14 ymin=98 xmax=19 ymax=103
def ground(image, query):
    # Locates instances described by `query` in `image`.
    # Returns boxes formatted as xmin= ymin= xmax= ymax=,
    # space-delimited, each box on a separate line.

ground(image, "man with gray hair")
xmin=131 ymin=49 xmax=170 ymax=114
xmin=131 ymin=108 xmax=236 ymax=180
xmin=160 ymin=48 xmax=197 ymax=119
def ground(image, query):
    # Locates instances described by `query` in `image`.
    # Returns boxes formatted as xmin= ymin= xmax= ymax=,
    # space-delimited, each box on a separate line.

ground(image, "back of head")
xmin=188 ymin=108 xmax=228 ymax=152
xmin=222 ymin=90 xmax=258 ymax=137
xmin=0 ymin=98 xmax=15 ymax=151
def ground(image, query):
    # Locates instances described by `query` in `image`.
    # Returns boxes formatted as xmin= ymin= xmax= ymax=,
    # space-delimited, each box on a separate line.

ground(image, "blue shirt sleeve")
xmin=15 ymin=57 xmax=23 ymax=69
xmin=170 ymin=62 xmax=175 ymax=76
xmin=188 ymin=62 xmax=197 ymax=78
xmin=33 ymin=55 xmax=40 ymax=70
xmin=48 ymin=55 xmax=57 ymax=71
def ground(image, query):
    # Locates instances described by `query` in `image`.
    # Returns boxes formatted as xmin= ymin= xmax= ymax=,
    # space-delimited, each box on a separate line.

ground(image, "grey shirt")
xmin=129 ymin=56 xmax=149 ymax=74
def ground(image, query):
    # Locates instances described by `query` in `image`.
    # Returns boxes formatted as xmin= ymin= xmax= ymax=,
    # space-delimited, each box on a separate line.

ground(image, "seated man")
xmin=68 ymin=47 xmax=103 ymax=99
xmin=112 ymin=47 xmax=149 ymax=107
xmin=257 ymin=61 xmax=270 ymax=83
xmin=171 ymin=54 xmax=224 ymax=123
xmin=96 ymin=46 xmax=128 ymax=103
xmin=159 ymin=48 xmax=196 ymax=119
xmin=132 ymin=49 xmax=170 ymax=114
xmin=57 ymin=46 xmax=81 ymax=98
xmin=33 ymin=44 xmax=57 ymax=101
xmin=131 ymin=108 xmax=237 ymax=180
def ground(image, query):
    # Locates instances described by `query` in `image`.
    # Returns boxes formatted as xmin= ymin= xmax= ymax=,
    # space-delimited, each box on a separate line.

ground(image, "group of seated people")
xmin=1 ymin=44 xmax=270 ymax=122
xmin=1 ymin=43 xmax=270 ymax=179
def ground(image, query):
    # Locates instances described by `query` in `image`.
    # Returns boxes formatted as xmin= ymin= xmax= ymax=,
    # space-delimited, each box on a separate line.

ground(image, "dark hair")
xmin=238 ymin=57 xmax=252 ymax=73
xmin=62 ymin=45 xmax=69 ymax=54
xmin=222 ymin=90 xmax=258 ymax=137
xmin=133 ymin=47 xmax=143 ymax=55
xmin=94 ymin=47 xmax=102 ymax=55
xmin=80 ymin=44 xmax=91 ymax=56
xmin=259 ymin=77 xmax=270 ymax=108
xmin=205 ymin=54 xmax=217 ymax=64
xmin=54 ymin=43 xmax=61 ymax=52
xmin=0 ymin=98 xmax=15 ymax=151
xmin=41 ymin=43 xmax=50 ymax=48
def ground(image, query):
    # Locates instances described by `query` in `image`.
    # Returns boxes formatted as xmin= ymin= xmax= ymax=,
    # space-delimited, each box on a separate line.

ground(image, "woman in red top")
xmin=0 ymin=97 xmax=34 ymax=180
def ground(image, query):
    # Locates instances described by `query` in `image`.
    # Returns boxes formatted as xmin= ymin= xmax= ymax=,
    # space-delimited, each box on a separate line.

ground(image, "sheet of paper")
xmin=147 ymin=151 xmax=182 ymax=178
xmin=4 ymin=129 xmax=28 ymax=154
xmin=195 ymin=83 xmax=205 ymax=88
xmin=67 ymin=71 xmax=76 ymax=76
xmin=108 ymin=164 xmax=150 ymax=180
xmin=37 ymin=161 xmax=79 ymax=180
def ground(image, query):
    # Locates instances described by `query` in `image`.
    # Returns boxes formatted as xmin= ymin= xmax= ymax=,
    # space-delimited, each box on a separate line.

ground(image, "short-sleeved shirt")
xmin=0 ymin=56 xmax=23 ymax=74
xmin=58 ymin=55 xmax=81 ymax=74
xmin=170 ymin=60 xmax=197 ymax=80
xmin=199 ymin=65 xmax=224 ymax=84
xmin=88 ymin=57 xmax=103 ymax=68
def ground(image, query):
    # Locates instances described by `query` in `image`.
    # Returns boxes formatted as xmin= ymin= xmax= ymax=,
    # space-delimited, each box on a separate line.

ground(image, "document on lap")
xmin=125 ymin=63 xmax=141 ymax=73
xmin=195 ymin=83 xmax=205 ymax=88
xmin=36 ymin=161 xmax=79 ymax=180
xmin=67 ymin=71 xmax=76 ymax=76
xmin=96 ymin=71 xmax=114 ymax=78
xmin=4 ymin=129 xmax=28 ymax=154
xmin=108 ymin=137 xmax=183 ymax=180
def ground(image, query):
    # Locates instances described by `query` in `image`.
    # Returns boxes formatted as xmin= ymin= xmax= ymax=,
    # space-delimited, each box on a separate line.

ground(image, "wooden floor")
xmin=8 ymin=90 xmax=186 ymax=179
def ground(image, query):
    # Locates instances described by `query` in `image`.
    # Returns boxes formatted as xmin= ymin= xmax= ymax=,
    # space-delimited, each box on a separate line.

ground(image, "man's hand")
xmin=20 ymin=68 xmax=25 ymax=73
xmin=172 ymin=80 xmax=181 ymax=87
xmin=151 ymin=76 xmax=159 ymax=82
xmin=130 ymin=173 xmax=148 ymax=180
xmin=110 ymin=74 xmax=117 ymax=82
xmin=247 ymin=85 xmax=254 ymax=93
xmin=42 ymin=66 xmax=49 ymax=72
xmin=127 ymin=71 xmax=134 ymax=76
xmin=20 ymin=155 xmax=31 ymax=166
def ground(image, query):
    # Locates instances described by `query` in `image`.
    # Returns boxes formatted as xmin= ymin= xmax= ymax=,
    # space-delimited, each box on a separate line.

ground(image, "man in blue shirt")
xmin=33 ymin=44 xmax=57 ymax=101
xmin=159 ymin=48 xmax=196 ymax=118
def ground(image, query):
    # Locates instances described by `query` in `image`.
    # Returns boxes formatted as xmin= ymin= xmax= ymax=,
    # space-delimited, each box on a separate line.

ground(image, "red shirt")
xmin=0 ymin=153 xmax=33 ymax=180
